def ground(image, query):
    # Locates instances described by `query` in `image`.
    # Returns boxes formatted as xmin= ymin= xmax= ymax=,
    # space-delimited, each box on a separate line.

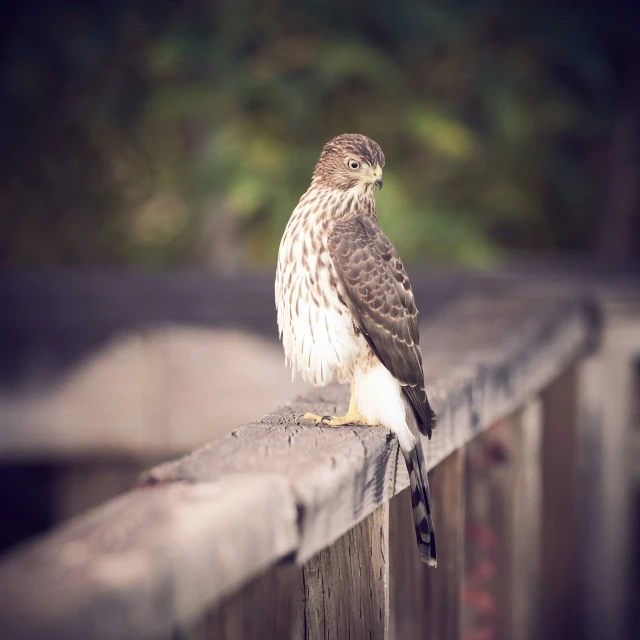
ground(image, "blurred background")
xmin=1 ymin=1 xmax=640 ymax=638
xmin=1 ymin=0 xmax=639 ymax=270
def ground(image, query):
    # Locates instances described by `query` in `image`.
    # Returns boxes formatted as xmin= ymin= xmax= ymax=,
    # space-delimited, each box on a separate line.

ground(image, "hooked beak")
xmin=373 ymin=164 xmax=383 ymax=190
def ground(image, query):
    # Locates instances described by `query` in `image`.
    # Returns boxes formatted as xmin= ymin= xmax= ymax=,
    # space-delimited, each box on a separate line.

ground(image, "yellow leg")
xmin=302 ymin=381 xmax=379 ymax=427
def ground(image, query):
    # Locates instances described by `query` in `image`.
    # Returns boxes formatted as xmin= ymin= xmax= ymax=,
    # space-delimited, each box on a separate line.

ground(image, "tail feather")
xmin=401 ymin=440 xmax=437 ymax=567
xmin=402 ymin=386 xmax=437 ymax=439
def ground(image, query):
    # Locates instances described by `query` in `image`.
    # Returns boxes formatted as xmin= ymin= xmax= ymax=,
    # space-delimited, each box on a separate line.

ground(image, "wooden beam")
xmin=463 ymin=424 xmax=508 ymax=640
xmin=295 ymin=503 xmax=389 ymax=640
xmin=425 ymin=450 xmax=465 ymax=639
xmin=579 ymin=310 xmax=640 ymax=640
xmin=511 ymin=401 xmax=542 ymax=640
xmin=0 ymin=293 xmax=598 ymax=639
xmin=145 ymin=295 xmax=596 ymax=563
xmin=540 ymin=365 xmax=581 ymax=640
xmin=52 ymin=461 xmax=151 ymax=523
xmin=389 ymin=450 xmax=464 ymax=640
xmin=0 ymin=478 xmax=298 ymax=640
xmin=187 ymin=563 xmax=297 ymax=640
xmin=462 ymin=402 xmax=542 ymax=640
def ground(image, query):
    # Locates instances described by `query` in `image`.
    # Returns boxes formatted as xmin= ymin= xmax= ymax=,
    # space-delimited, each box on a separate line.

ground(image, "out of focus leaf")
xmin=406 ymin=106 xmax=478 ymax=159
xmin=1 ymin=0 xmax=634 ymax=267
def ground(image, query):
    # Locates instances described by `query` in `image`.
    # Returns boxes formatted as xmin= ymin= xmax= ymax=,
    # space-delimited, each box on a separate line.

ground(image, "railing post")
xmin=389 ymin=449 xmax=465 ymax=640
xmin=540 ymin=365 xmax=581 ymax=640
xmin=511 ymin=401 xmax=542 ymax=640
xmin=463 ymin=402 xmax=542 ymax=640
xmin=192 ymin=564 xmax=296 ymax=640
xmin=295 ymin=503 xmax=390 ymax=640
xmin=579 ymin=312 xmax=639 ymax=640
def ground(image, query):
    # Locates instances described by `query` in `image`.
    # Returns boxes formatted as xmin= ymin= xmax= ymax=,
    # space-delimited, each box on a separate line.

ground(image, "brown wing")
xmin=328 ymin=216 xmax=436 ymax=437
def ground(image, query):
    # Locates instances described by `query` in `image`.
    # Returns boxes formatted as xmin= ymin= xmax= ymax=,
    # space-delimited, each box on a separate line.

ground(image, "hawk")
xmin=275 ymin=133 xmax=437 ymax=566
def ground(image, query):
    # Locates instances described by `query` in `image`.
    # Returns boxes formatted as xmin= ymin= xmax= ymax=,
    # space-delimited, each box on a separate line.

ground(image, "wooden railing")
xmin=0 ymin=279 xmax=601 ymax=640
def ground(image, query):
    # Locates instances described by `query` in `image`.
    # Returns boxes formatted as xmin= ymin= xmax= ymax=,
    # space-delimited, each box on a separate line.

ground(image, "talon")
xmin=302 ymin=412 xmax=324 ymax=424
xmin=321 ymin=415 xmax=333 ymax=424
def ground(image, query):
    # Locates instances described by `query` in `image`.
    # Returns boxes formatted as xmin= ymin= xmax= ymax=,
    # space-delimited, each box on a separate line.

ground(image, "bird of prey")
xmin=275 ymin=133 xmax=437 ymax=566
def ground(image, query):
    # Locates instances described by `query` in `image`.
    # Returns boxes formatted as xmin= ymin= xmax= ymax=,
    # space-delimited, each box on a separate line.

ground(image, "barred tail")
xmin=401 ymin=440 xmax=437 ymax=567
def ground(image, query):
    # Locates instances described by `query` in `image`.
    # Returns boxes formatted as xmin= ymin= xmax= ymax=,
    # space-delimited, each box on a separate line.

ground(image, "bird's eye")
xmin=348 ymin=160 xmax=360 ymax=170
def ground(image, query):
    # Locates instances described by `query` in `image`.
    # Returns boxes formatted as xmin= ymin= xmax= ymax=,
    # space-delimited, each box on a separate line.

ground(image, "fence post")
xmin=511 ymin=400 xmax=542 ymax=640
xmin=191 ymin=564 xmax=296 ymax=640
xmin=295 ymin=503 xmax=390 ymax=640
xmin=389 ymin=449 xmax=465 ymax=640
xmin=540 ymin=365 xmax=581 ymax=640
xmin=462 ymin=401 xmax=542 ymax=640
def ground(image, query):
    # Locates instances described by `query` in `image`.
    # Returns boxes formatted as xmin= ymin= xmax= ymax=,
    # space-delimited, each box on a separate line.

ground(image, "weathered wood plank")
xmin=463 ymin=420 xmax=502 ymax=638
xmin=540 ymin=366 xmax=581 ymax=640
xmin=424 ymin=450 xmax=465 ymax=639
xmin=145 ymin=295 xmax=596 ymax=561
xmin=390 ymin=448 xmax=465 ymax=640
xmin=579 ymin=311 xmax=640 ymax=640
xmin=0 ymin=478 xmax=298 ymax=640
xmin=185 ymin=563 xmax=297 ymax=640
xmin=389 ymin=450 xmax=464 ymax=640
xmin=0 ymin=328 xmax=309 ymax=460
xmin=52 ymin=461 xmax=151 ymax=522
xmin=0 ymin=293 xmax=598 ymax=639
xmin=512 ymin=400 xmax=542 ymax=640
xmin=490 ymin=420 xmax=516 ymax=640
xmin=388 ymin=487 xmax=429 ymax=640
xmin=295 ymin=503 xmax=389 ymax=640
xmin=462 ymin=404 xmax=542 ymax=640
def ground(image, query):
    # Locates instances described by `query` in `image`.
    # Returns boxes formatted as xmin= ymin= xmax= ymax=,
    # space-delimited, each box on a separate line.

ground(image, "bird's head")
xmin=312 ymin=133 xmax=385 ymax=193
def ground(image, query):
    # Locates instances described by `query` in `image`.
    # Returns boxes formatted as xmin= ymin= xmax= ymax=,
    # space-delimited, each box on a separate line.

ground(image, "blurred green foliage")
xmin=1 ymin=0 xmax=637 ymax=268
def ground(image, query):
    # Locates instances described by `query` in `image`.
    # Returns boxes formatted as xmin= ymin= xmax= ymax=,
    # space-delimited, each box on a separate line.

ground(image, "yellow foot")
xmin=302 ymin=412 xmax=379 ymax=427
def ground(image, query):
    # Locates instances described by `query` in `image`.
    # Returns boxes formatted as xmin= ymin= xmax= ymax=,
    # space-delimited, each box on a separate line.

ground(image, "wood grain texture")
xmin=579 ymin=314 xmax=640 ymax=640
xmin=463 ymin=414 xmax=522 ymax=640
xmin=145 ymin=294 xmax=596 ymax=562
xmin=511 ymin=400 xmax=542 ymax=640
xmin=463 ymin=423 xmax=508 ymax=640
xmin=462 ymin=405 xmax=542 ymax=640
xmin=425 ymin=451 xmax=465 ymax=640
xmin=295 ymin=503 xmax=389 ymax=640
xmin=459 ymin=400 xmax=545 ymax=640
xmin=389 ymin=451 xmax=465 ymax=640
xmin=185 ymin=564 xmax=297 ymax=640
xmin=0 ymin=478 xmax=298 ymax=640
xmin=540 ymin=365 xmax=581 ymax=640
xmin=145 ymin=397 xmax=401 ymax=563
xmin=0 ymin=292 xmax=598 ymax=639
xmin=388 ymin=487 xmax=429 ymax=640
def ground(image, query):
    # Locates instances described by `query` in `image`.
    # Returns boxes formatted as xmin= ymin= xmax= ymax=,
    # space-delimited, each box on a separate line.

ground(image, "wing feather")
xmin=328 ymin=216 xmax=436 ymax=437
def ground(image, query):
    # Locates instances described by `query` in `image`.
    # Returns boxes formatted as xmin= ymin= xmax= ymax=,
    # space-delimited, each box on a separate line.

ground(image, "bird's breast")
xmin=276 ymin=215 xmax=363 ymax=386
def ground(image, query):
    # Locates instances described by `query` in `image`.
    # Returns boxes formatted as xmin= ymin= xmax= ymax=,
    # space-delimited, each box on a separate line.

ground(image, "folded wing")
xmin=328 ymin=216 xmax=436 ymax=437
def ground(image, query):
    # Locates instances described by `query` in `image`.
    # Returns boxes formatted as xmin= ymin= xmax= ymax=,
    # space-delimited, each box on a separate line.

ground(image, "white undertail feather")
xmin=356 ymin=362 xmax=436 ymax=565
xmin=354 ymin=361 xmax=417 ymax=452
